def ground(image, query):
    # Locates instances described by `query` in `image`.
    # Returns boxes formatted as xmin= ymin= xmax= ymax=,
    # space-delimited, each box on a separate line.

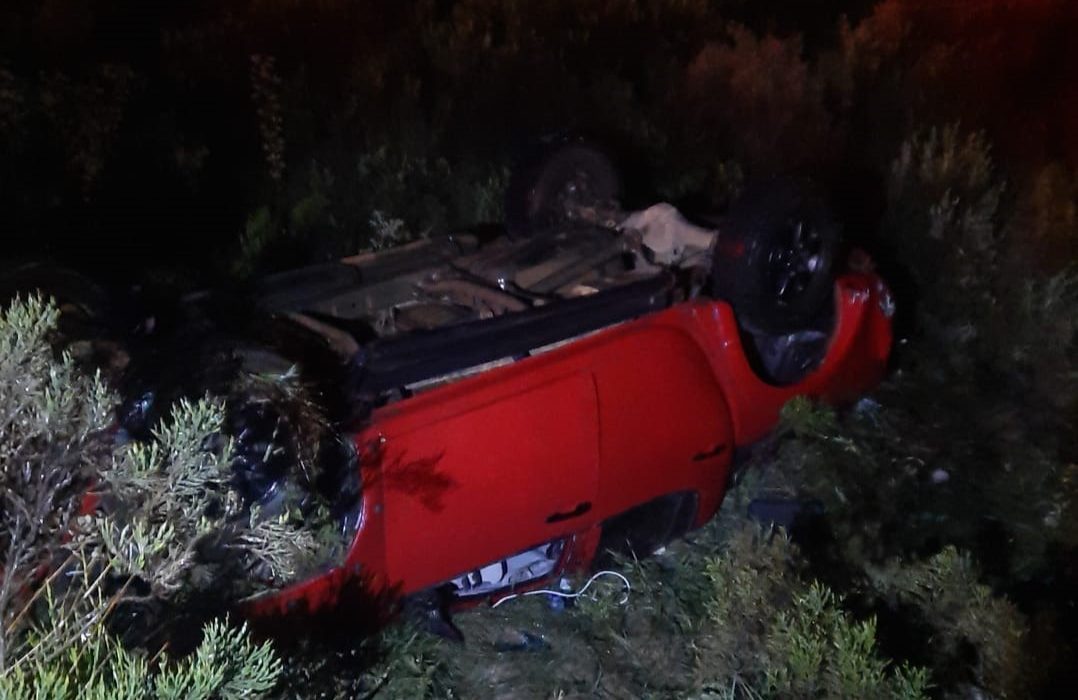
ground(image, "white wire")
xmin=490 ymin=570 xmax=631 ymax=609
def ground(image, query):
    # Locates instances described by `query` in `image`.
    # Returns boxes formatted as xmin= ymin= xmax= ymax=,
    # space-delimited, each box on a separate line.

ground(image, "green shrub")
xmin=0 ymin=294 xmax=114 ymax=669
xmin=691 ymin=528 xmax=929 ymax=699
xmin=1 ymin=615 xmax=279 ymax=700
xmin=763 ymin=583 xmax=930 ymax=699
xmin=235 ymin=142 xmax=510 ymax=274
xmin=696 ymin=528 xmax=803 ymax=681
xmin=271 ymin=621 xmax=454 ymax=700
xmin=883 ymin=124 xmax=1078 ymax=402
xmin=867 ymin=547 xmax=1029 ymax=698
xmin=77 ymin=396 xmax=324 ymax=600
xmin=524 ymin=524 xmax=934 ymax=699
xmin=38 ymin=65 xmax=135 ymax=194
xmin=755 ymin=130 xmax=1076 ymax=592
xmin=883 ymin=125 xmax=1005 ymax=345
xmin=356 ymin=625 xmax=454 ymax=700
xmin=0 ymin=295 xmax=284 ymax=696
xmin=747 ymin=390 xmax=1061 ymax=692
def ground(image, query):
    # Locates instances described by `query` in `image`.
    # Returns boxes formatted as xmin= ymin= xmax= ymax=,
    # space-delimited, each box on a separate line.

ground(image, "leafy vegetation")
xmin=1 ymin=617 xmax=280 ymax=700
xmin=691 ymin=529 xmax=930 ymax=699
xmin=0 ymin=296 xmax=286 ymax=697
xmin=437 ymin=520 xmax=1002 ymax=699
xmin=0 ymin=295 xmax=113 ymax=670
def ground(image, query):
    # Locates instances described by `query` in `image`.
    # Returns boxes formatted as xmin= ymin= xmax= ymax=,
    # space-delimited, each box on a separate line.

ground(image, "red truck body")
xmin=248 ymin=271 xmax=892 ymax=615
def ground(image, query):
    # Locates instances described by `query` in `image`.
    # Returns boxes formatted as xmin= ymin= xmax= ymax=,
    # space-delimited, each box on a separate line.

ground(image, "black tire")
xmin=505 ymin=142 xmax=622 ymax=238
xmin=711 ymin=179 xmax=841 ymax=334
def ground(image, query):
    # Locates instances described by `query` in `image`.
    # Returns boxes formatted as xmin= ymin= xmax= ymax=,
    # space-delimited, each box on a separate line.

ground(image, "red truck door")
xmin=374 ymin=371 xmax=600 ymax=593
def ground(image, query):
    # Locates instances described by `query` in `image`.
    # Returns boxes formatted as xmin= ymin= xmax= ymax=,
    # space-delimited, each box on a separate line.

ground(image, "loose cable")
xmin=491 ymin=570 xmax=631 ymax=609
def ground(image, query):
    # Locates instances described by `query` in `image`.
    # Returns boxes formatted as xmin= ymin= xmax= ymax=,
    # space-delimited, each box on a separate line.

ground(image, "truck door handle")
xmin=546 ymin=501 xmax=592 ymax=524
xmin=693 ymin=443 xmax=727 ymax=461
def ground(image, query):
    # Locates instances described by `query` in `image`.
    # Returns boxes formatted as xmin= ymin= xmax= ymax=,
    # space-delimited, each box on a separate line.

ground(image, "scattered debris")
xmin=492 ymin=629 xmax=550 ymax=653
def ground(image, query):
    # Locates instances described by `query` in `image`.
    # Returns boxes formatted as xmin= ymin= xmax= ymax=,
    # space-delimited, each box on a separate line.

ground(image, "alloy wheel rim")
xmin=767 ymin=219 xmax=824 ymax=306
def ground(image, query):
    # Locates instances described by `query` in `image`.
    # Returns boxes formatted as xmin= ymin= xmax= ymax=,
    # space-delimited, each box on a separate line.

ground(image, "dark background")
xmin=1 ymin=0 xmax=1074 ymax=285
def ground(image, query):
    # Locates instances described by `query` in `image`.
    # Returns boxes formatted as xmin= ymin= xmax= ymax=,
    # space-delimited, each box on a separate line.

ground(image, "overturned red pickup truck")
xmin=219 ymin=144 xmax=896 ymax=616
xmin=3 ymin=143 xmax=891 ymax=619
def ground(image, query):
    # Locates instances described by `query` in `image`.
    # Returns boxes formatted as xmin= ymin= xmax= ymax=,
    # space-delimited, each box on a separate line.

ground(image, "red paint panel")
xmin=378 ymin=372 xmax=600 ymax=592
xmin=589 ymin=325 xmax=734 ymax=522
xmin=690 ymin=274 xmax=893 ymax=445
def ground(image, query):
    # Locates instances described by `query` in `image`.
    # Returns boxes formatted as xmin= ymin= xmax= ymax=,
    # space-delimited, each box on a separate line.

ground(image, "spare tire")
xmin=505 ymin=142 xmax=622 ymax=238
xmin=710 ymin=179 xmax=841 ymax=334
